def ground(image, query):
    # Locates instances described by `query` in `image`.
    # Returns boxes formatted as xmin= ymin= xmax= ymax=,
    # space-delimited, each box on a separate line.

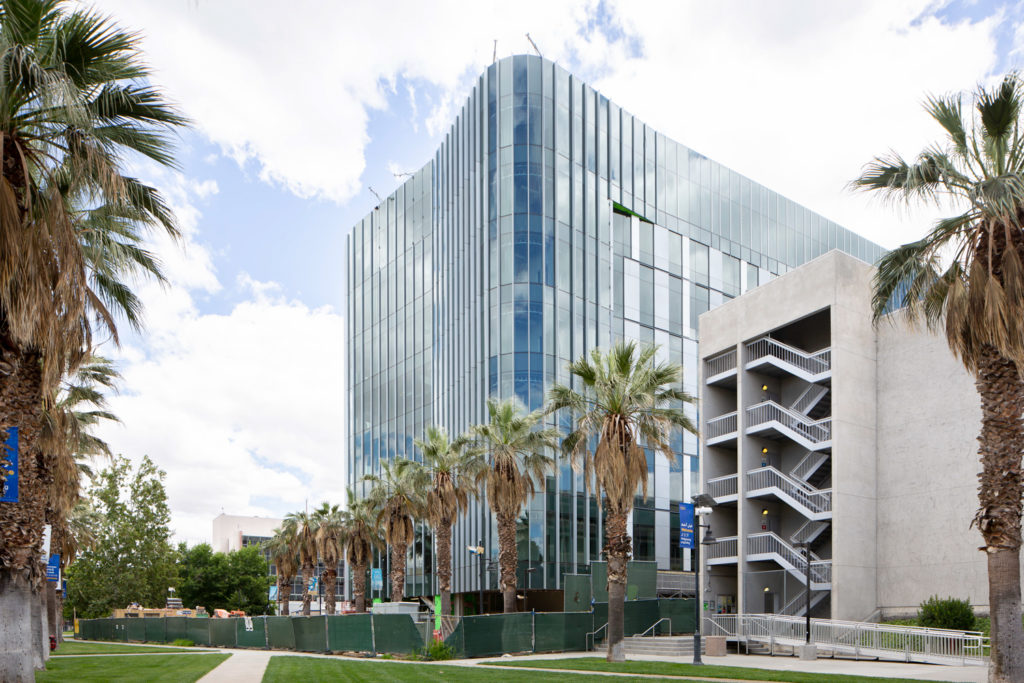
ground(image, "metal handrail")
xmin=791 ymin=384 xmax=828 ymax=415
xmin=790 ymin=450 xmax=829 ymax=482
xmin=746 ymin=401 xmax=832 ymax=444
xmin=586 ymin=622 xmax=608 ymax=651
xmin=746 ymin=337 xmax=831 ymax=376
xmin=705 ymin=535 xmax=738 ymax=560
xmin=637 ymin=617 xmax=672 ymax=638
xmin=706 ymin=473 xmax=738 ymax=500
xmin=746 ymin=532 xmax=831 ymax=584
xmin=705 ymin=349 xmax=737 ymax=378
xmin=706 ymin=411 xmax=738 ymax=439
xmin=746 ymin=466 xmax=832 ymax=514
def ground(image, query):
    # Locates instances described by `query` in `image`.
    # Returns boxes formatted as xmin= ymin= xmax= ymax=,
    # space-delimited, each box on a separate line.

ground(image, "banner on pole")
xmin=371 ymin=568 xmax=383 ymax=590
xmin=46 ymin=554 xmax=60 ymax=582
xmin=1 ymin=427 xmax=18 ymax=503
xmin=679 ymin=502 xmax=695 ymax=549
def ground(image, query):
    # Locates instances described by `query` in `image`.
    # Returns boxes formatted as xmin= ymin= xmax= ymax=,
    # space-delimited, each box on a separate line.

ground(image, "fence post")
xmin=369 ymin=612 xmax=376 ymax=656
xmin=531 ymin=610 xmax=536 ymax=653
xmin=263 ymin=616 xmax=269 ymax=650
xmin=325 ymin=613 xmax=330 ymax=653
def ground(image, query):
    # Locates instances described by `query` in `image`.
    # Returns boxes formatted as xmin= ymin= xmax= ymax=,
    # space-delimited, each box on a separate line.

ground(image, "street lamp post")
xmin=468 ymin=539 xmax=485 ymax=615
xmin=691 ymin=493 xmax=718 ymax=666
xmin=794 ymin=540 xmax=816 ymax=660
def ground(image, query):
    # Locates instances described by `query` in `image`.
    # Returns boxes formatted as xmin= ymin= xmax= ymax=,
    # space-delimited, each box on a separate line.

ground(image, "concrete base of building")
xmin=798 ymin=644 xmax=818 ymax=660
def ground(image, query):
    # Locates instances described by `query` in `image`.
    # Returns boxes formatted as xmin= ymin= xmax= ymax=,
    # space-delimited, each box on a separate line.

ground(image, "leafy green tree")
xmin=470 ymin=398 xmax=559 ymax=613
xmin=547 ymin=342 xmax=695 ymax=661
xmin=853 ymin=73 xmax=1024 ymax=681
xmin=225 ymin=546 xmax=272 ymax=615
xmin=64 ymin=456 xmax=177 ymax=619
xmin=176 ymin=543 xmax=230 ymax=612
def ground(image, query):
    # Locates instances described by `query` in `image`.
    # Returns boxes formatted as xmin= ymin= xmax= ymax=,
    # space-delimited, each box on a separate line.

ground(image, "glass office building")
xmin=346 ymin=55 xmax=883 ymax=602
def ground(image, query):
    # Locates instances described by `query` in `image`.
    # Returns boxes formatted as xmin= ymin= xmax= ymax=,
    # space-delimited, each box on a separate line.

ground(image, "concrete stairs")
xmin=623 ymin=635 xmax=706 ymax=657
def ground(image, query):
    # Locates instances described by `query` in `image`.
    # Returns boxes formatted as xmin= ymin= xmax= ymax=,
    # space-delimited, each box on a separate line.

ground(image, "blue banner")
xmin=371 ymin=567 xmax=383 ymax=591
xmin=1 ymin=427 xmax=18 ymax=503
xmin=679 ymin=502 xmax=695 ymax=549
xmin=46 ymin=554 xmax=60 ymax=582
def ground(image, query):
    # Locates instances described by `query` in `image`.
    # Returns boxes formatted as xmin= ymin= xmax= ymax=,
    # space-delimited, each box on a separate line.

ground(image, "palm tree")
xmin=363 ymin=458 xmax=424 ymax=603
xmin=414 ymin=426 xmax=483 ymax=618
xmin=0 ymin=1 xmax=186 ymax=674
xmin=283 ymin=511 xmax=318 ymax=616
xmin=547 ymin=342 xmax=695 ymax=662
xmin=853 ymin=73 xmax=1024 ymax=682
xmin=341 ymin=493 xmax=382 ymax=613
xmin=470 ymin=398 xmax=559 ymax=614
xmin=263 ymin=527 xmax=298 ymax=616
xmin=313 ymin=502 xmax=344 ymax=616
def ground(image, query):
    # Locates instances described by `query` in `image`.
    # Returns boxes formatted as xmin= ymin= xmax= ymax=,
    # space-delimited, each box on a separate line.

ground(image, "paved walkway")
xmin=197 ymin=650 xmax=272 ymax=682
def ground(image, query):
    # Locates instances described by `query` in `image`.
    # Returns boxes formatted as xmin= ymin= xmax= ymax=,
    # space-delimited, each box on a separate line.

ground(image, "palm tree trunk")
xmin=323 ymin=569 xmax=337 ymax=615
xmin=46 ymin=579 xmax=56 ymax=646
xmin=353 ymin=562 xmax=367 ymax=613
xmin=0 ymin=347 xmax=48 ymax=679
xmin=496 ymin=511 xmax=517 ymax=613
xmin=974 ymin=346 xmax=1024 ymax=683
xmin=390 ymin=542 xmax=406 ymax=602
xmin=279 ymin=575 xmax=290 ymax=616
xmin=301 ymin=564 xmax=313 ymax=616
xmin=437 ymin=521 xmax=452 ymax=617
xmin=31 ymin=590 xmax=45 ymax=668
xmin=604 ymin=505 xmax=631 ymax=663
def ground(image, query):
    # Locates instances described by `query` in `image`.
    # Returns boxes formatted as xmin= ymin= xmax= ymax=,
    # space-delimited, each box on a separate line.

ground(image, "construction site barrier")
xmin=75 ymin=598 xmax=695 ymax=657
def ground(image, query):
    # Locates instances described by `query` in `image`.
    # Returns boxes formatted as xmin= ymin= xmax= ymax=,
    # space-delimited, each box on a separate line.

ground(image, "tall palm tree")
xmin=313 ymin=502 xmax=344 ymax=616
xmin=547 ymin=342 xmax=695 ymax=662
xmin=263 ymin=527 xmax=298 ymax=616
xmin=283 ymin=511 xmax=317 ymax=616
xmin=0 ymin=1 xmax=186 ymax=675
xmin=363 ymin=458 xmax=424 ymax=603
xmin=470 ymin=398 xmax=559 ymax=614
xmin=414 ymin=425 xmax=483 ymax=618
xmin=341 ymin=493 xmax=382 ymax=613
xmin=853 ymin=73 xmax=1024 ymax=682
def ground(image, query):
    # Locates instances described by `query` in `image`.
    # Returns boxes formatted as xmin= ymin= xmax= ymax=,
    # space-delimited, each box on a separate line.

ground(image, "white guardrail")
xmin=746 ymin=401 xmax=831 ymax=444
xmin=704 ymin=613 xmax=989 ymax=666
xmin=746 ymin=532 xmax=831 ymax=585
xmin=706 ymin=411 xmax=738 ymax=440
xmin=746 ymin=466 xmax=832 ymax=514
xmin=746 ymin=337 xmax=831 ymax=376
xmin=706 ymin=473 xmax=738 ymax=500
xmin=704 ymin=348 xmax=737 ymax=378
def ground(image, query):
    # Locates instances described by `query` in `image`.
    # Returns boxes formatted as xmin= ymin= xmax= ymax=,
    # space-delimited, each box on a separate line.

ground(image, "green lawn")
xmin=38 ymin=653 xmax=228 ymax=682
xmin=55 ymin=641 xmax=203 ymax=655
xmin=261 ymin=657 xmax=685 ymax=682
xmin=491 ymin=658 xmax=959 ymax=683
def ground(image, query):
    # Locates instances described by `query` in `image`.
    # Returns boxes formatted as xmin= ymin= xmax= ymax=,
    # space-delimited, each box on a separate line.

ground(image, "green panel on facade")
xmin=326 ymin=614 xmax=373 ymax=653
xmin=165 ymin=617 xmax=187 ymax=642
xmin=235 ymin=616 xmax=268 ymax=649
xmin=534 ymin=612 xmax=593 ymax=653
xmin=292 ymin=616 xmax=328 ymax=652
xmin=266 ymin=616 xmax=295 ymax=650
xmin=187 ymin=618 xmax=211 ymax=646
xmin=371 ymin=614 xmax=424 ymax=654
xmin=658 ymin=598 xmax=696 ymax=634
xmin=461 ymin=613 xmax=532 ymax=658
xmin=126 ymin=618 xmax=146 ymax=641
xmin=209 ymin=619 xmax=236 ymax=647
xmin=143 ymin=618 xmax=166 ymax=643
xmin=563 ymin=574 xmax=592 ymax=611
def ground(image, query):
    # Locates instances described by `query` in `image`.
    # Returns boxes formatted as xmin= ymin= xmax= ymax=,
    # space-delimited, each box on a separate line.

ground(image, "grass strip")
xmin=55 ymin=641 xmax=202 ymax=655
xmin=490 ymin=658 xmax=958 ymax=683
xmin=261 ymin=656 xmax=697 ymax=682
xmin=38 ymin=653 xmax=229 ymax=682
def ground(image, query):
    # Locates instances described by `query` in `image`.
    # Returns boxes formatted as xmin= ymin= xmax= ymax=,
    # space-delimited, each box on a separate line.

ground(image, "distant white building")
xmin=698 ymin=249 xmax=1001 ymax=621
xmin=211 ymin=513 xmax=281 ymax=554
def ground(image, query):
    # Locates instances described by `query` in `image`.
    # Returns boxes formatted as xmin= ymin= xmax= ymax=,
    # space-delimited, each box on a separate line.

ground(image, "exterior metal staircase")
xmin=790 ymin=519 xmax=829 ymax=546
xmin=779 ymin=588 xmax=830 ymax=616
xmin=791 ymin=383 xmax=829 ymax=416
xmin=746 ymin=532 xmax=831 ymax=588
xmin=745 ymin=401 xmax=831 ymax=450
xmin=745 ymin=466 xmax=831 ymax=520
xmin=745 ymin=337 xmax=831 ymax=382
xmin=790 ymin=451 xmax=829 ymax=485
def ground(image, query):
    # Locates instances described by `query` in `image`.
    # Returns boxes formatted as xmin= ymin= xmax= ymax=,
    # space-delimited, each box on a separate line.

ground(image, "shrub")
xmin=410 ymin=640 xmax=456 ymax=661
xmin=917 ymin=596 xmax=976 ymax=631
xmin=171 ymin=638 xmax=195 ymax=647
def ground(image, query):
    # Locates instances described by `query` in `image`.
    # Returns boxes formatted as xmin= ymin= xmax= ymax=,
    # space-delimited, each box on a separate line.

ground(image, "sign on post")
xmin=1 ymin=427 xmax=18 ymax=503
xmin=46 ymin=554 xmax=60 ymax=582
xmin=679 ymin=502 xmax=695 ymax=549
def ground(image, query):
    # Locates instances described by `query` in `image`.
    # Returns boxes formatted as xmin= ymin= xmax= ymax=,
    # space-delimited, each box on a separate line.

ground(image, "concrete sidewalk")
xmin=197 ymin=650 xmax=273 ymax=682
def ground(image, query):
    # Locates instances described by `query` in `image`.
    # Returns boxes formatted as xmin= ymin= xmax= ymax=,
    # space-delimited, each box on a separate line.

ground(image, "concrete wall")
xmin=874 ymin=321 xmax=992 ymax=617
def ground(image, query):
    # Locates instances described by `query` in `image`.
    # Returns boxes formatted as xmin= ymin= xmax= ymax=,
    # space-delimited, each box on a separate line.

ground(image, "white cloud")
xmin=94 ymin=163 xmax=345 ymax=545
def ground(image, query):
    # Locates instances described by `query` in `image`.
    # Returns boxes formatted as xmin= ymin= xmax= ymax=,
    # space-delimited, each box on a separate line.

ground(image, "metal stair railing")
xmin=779 ymin=588 xmax=829 ymax=616
xmin=637 ymin=618 xmax=673 ymax=638
xmin=705 ymin=535 xmax=738 ymax=561
xmin=704 ymin=614 xmax=738 ymax=637
xmin=746 ymin=466 xmax=832 ymax=515
xmin=706 ymin=411 xmax=738 ymax=440
xmin=790 ymin=451 xmax=829 ymax=483
xmin=586 ymin=622 xmax=608 ymax=651
xmin=746 ymin=401 xmax=832 ymax=444
xmin=706 ymin=473 xmax=738 ymax=500
xmin=746 ymin=337 xmax=831 ymax=376
xmin=790 ymin=519 xmax=829 ymax=545
xmin=747 ymin=532 xmax=831 ymax=585
xmin=790 ymin=384 xmax=829 ymax=416
xmin=704 ymin=349 xmax=737 ymax=379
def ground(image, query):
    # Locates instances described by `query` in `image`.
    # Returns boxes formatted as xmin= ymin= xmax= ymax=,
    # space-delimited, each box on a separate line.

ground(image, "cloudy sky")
xmin=85 ymin=0 xmax=1023 ymax=544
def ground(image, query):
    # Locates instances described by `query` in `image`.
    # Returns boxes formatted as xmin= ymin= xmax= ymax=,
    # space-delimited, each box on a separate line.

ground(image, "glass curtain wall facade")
xmin=346 ymin=55 xmax=883 ymax=600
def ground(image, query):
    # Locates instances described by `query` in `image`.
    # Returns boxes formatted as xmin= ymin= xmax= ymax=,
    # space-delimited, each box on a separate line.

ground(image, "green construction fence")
xmin=74 ymin=598 xmax=695 ymax=657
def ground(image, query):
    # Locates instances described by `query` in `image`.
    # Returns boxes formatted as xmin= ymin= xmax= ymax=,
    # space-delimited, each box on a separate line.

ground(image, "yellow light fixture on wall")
xmin=762 ymin=508 xmax=769 ymax=516
xmin=761 ymin=384 xmax=768 ymax=391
